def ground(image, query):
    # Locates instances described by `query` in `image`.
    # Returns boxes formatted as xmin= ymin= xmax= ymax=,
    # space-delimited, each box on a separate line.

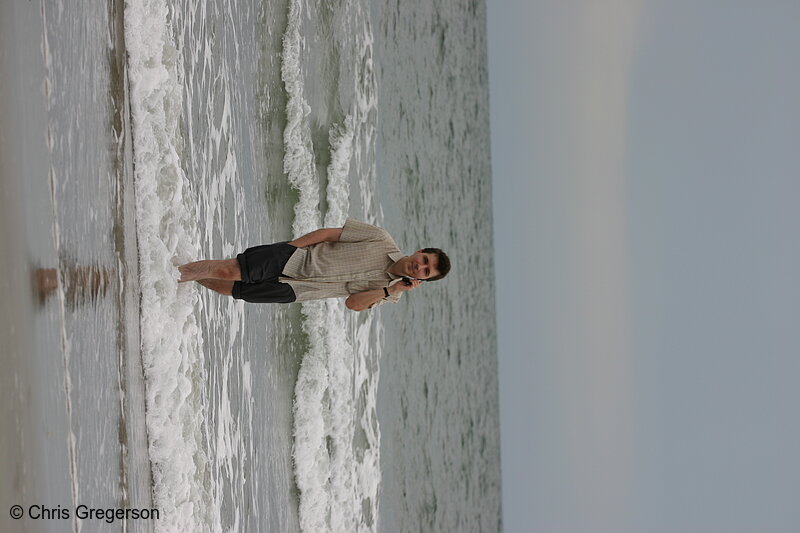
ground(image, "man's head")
xmin=401 ymin=248 xmax=451 ymax=281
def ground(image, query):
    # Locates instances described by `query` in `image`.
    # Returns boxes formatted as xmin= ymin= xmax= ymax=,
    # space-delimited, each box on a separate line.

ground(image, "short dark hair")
xmin=421 ymin=248 xmax=450 ymax=281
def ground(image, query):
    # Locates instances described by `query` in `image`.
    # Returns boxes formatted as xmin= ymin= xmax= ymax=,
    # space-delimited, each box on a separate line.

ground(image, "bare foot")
xmin=177 ymin=262 xmax=203 ymax=282
xmin=178 ymin=264 xmax=189 ymax=282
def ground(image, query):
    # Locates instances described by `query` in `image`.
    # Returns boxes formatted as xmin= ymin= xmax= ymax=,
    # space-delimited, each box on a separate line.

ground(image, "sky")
xmin=486 ymin=1 xmax=800 ymax=532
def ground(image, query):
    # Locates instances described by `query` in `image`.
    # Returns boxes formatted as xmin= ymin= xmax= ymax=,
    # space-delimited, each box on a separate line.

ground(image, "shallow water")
xmin=1 ymin=0 xmax=500 ymax=531
xmin=1 ymin=1 xmax=151 ymax=533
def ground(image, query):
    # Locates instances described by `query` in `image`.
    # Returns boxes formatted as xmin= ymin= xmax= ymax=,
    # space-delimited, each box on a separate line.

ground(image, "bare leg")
xmin=196 ymin=279 xmax=235 ymax=296
xmin=178 ymin=259 xmax=241 ymax=282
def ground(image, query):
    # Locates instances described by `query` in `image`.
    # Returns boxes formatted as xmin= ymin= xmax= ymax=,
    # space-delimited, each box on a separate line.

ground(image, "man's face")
xmin=404 ymin=250 xmax=441 ymax=280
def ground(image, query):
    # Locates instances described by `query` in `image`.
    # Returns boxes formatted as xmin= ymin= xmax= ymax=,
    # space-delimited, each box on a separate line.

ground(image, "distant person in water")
xmin=178 ymin=218 xmax=451 ymax=311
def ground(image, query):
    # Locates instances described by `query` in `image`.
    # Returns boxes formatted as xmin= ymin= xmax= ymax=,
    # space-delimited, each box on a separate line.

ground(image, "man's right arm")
xmin=288 ymin=227 xmax=343 ymax=248
xmin=345 ymin=279 xmax=421 ymax=312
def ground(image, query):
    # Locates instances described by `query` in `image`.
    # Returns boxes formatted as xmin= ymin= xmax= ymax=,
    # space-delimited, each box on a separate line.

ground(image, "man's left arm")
xmin=345 ymin=279 xmax=420 ymax=312
xmin=288 ymin=227 xmax=343 ymax=248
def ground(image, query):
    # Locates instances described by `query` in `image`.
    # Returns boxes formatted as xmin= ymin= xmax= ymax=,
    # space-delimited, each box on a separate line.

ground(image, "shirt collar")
xmin=386 ymin=251 xmax=405 ymax=279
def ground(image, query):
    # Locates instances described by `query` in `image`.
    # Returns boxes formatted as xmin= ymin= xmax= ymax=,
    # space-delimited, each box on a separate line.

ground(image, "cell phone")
xmin=402 ymin=277 xmax=416 ymax=285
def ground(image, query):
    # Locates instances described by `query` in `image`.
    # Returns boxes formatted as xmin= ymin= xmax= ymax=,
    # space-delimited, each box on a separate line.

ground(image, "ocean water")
xmin=0 ymin=0 xmax=500 ymax=532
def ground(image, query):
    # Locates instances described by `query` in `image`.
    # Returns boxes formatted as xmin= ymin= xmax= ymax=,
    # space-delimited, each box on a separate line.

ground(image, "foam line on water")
xmin=281 ymin=1 xmax=383 ymax=530
xmin=124 ymin=1 xmax=210 ymax=531
xmin=281 ymin=0 xmax=321 ymax=236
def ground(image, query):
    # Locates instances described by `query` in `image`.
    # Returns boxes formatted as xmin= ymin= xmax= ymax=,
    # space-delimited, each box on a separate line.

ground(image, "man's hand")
xmin=389 ymin=278 xmax=421 ymax=294
xmin=345 ymin=279 xmax=421 ymax=312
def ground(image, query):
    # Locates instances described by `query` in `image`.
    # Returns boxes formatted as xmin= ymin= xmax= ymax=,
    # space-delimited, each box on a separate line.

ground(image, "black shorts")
xmin=232 ymin=242 xmax=297 ymax=303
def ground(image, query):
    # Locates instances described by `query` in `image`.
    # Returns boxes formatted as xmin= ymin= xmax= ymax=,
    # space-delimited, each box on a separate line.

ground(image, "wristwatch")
xmin=383 ymin=287 xmax=390 ymax=299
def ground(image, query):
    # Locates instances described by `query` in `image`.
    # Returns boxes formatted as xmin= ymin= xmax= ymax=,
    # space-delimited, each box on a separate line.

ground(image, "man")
xmin=178 ymin=218 xmax=451 ymax=312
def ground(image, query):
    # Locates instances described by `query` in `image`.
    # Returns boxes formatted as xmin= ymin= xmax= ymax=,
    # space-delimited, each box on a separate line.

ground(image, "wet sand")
xmin=0 ymin=1 xmax=153 ymax=531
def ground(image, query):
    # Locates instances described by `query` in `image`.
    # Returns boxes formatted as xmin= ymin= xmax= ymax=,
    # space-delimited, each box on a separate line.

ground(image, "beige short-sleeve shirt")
xmin=279 ymin=218 xmax=405 ymax=306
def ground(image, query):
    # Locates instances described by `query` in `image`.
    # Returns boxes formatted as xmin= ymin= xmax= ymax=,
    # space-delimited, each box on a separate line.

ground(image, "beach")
xmin=0 ymin=0 xmax=500 ymax=531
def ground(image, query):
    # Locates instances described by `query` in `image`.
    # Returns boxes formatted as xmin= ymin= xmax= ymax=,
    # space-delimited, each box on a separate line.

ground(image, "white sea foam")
xmin=281 ymin=0 xmax=321 ymax=235
xmin=125 ymin=0 xmax=384 ymax=529
xmin=282 ymin=1 xmax=384 ymax=531
xmin=173 ymin=1 xmax=251 ymax=528
xmin=124 ymin=1 xmax=210 ymax=531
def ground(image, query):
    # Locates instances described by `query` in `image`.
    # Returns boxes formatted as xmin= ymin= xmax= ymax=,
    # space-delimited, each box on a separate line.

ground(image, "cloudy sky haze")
xmin=487 ymin=1 xmax=800 ymax=532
